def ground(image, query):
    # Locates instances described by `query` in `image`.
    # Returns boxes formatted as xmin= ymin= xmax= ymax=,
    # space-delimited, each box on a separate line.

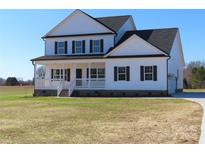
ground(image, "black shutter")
xmin=90 ymin=40 xmax=93 ymax=53
xmin=126 ymin=66 xmax=130 ymax=81
xmin=64 ymin=41 xmax=67 ymax=54
xmin=86 ymin=68 xmax=89 ymax=78
xmin=114 ymin=66 xmax=117 ymax=81
xmin=55 ymin=42 xmax=57 ymax=54
xmin=82 ymin=40 xmax=85 ymax=53
xmin=67 ymin=69 xmax=70 ymax=81
xmin=100 ymin=39 xmax=104 ymax=53
xmin=72 ymin=41 xmax=75 ymax=54
xmin=140 ymin=66 xmax=144 ymax=81
xmin=51 ymin=69 xmax=53 ymax=79
xmin=153 ymin=65 xmax=157 ymax=81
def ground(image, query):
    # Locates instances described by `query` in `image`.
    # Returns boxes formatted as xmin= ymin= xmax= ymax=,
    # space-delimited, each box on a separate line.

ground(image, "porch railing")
xmin=57 ymin=80 xmax=64 ymax=96
xmin=68 ymin=79 xmax=76 ymax=96
xmin=35 ymin=78 xmax=65 ymax=89
xmin=75 ymin=78 xmax=105 ymax=89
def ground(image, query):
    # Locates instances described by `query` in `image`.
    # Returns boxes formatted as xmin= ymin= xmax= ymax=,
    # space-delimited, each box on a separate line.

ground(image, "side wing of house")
xmin=168 ymin=30 xmax=185 ymax=91
xmin=104 ymin=34 xmax=169 ymax=92
xmin=105 ymin=57 xmax=168 ymax=91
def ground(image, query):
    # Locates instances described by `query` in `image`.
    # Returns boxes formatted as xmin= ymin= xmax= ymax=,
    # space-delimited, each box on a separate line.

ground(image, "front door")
xmin=76 ymin=69 xmax=82 ymax=87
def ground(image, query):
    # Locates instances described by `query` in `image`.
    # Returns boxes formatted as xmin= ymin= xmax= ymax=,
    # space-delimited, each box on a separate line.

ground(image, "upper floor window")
xmin=55 ymin=41 xmax=67 ymax=55
xmin=90 ymin=39 xmax=103 ymax=53
xmin=57 ymin=42 xmax=65 ymax=54
xmin=93 ymin=40 xmax=100 ymax=53
xmin=75 ymin=41 xmax=83 ymax=53
xmin=72 ymin=40 xmax=85 ymax=54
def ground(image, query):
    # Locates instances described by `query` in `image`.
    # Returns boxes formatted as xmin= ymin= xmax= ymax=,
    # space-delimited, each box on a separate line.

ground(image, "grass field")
xmin=0 ymin=86 xmax=202 ymax=144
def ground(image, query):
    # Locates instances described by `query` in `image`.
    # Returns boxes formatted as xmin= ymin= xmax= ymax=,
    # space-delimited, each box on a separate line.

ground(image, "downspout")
xmin=167 ymin=57 xmax=171 ymax=95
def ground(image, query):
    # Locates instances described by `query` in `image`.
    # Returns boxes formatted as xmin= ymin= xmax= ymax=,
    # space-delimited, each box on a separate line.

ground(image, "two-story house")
xmin=31 ymin=9 xmax=185 ymax=97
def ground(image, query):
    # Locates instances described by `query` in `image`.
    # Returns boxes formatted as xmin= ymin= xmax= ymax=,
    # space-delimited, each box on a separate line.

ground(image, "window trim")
xmin=75 ymin=41 xmax=83 ymax=54
xmin=117 ymin=67 xmax=127 ymax=81
xmin=57 ymin=42 xmax=65 ymax=54
xmin=144 ymin=66 xmax=153 ymax=81
xmin=92 ymin=40 xmax=101 ymax=53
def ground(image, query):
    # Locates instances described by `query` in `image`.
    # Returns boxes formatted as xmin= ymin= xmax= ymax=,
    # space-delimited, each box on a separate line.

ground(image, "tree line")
xmin=0 ymin=77 xmax=33 ymax=86
xmin=184 ymin=61 xmax=205 ymax=89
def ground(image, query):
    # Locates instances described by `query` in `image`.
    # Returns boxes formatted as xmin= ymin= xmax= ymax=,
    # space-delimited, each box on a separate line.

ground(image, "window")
xmin=75 ymin=41 xmax=83 ymax=53
xmin=51 ymin=69 xmax=70 ymax=81
xmin=57 ymin=42 xmax=65 ymax=54
xmin=52 ymin=69 xmax=63 ymax=80
xmin=144 ymin=66 xmax=153 ymax=80
xmin=117 ymin=67 xmax=126 ymax=81
xmin=90 ymin=68 xmax=105 ymax=79
xmin=93 ymin=40 xmax=100 ymax=53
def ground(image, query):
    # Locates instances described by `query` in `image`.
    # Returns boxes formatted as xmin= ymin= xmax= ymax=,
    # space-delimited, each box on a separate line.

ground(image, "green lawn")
xmin=0 ymin=86 xmax=202 ymax=144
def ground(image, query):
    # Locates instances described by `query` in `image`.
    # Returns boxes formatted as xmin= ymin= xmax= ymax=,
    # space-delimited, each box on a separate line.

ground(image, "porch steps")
xmin=59 ymin=90 xmax=69 ymax=97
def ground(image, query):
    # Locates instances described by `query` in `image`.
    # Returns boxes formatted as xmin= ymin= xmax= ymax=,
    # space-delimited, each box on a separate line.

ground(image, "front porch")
xmin=33 ymin=62 xmax=105 ymax=96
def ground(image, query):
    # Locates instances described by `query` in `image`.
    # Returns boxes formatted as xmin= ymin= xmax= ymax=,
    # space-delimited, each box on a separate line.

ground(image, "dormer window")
xmin=93 ymin=40 xmax=100 ymax=53
xmin=75 ymin=41 xmax=83 ymax=53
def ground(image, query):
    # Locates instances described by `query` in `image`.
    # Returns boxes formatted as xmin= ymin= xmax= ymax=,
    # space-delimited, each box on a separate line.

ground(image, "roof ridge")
xmin=96 ymin=15 xmax=131 ymax=19
xmin=135 ymin=27 xmax=179 ymax=31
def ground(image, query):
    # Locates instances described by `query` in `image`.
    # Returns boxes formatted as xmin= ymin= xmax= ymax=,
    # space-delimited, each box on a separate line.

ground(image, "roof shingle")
xmin=115 ymin=28 xmax=178 ymax=55
xmin=96 ymin=15 xmax=131 ymax=32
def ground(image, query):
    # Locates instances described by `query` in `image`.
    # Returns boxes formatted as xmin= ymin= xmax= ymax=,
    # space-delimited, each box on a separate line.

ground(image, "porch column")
xmin=88 ymin=63 xmax=91 ymax=88
xmin=62 ymin=64 xmax=65 ymax=81
xmin=48 ymin=64 xmax=51 ymax=86
xmin=33 ymin=62 xmax=37 ymax=89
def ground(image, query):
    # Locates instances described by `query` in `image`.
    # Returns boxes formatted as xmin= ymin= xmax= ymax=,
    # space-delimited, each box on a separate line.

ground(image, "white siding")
xmin=109 ymin=35 xmax=165 ymax=56
xmin=105 ymin=58 xmax=168 ymax=90
xmin=36 ymin=57 xmax=168 ymax=91
xmin=45 ymin=34 xmax=114 ymax=55
xmin=46 ymin=10 xmax=113 ymax=36
xmin=168 ymin=31 xmax=185 ymax=90
xmin=115 ymin=17 xmax=136 ymax=44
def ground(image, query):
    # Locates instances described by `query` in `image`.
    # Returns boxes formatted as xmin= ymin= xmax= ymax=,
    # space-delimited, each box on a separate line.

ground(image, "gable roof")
xmin=43 ymin=10 xmax=133 ymax=38
xmin=96 ymin=15 xmax=131 ymax=32
xmin=43 ymin=9 xmax=116 ymax=38
xmin=111 ymin=28 xmax=178 ymax=55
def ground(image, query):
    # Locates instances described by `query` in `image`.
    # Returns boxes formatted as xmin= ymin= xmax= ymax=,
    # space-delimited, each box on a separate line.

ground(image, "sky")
xmin=0 ymin=9 xmax=205 ymax=80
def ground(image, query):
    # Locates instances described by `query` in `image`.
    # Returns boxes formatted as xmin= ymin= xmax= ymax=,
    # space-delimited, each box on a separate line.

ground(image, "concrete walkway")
xmin=173 ymin=92 xmax=205 ymax=144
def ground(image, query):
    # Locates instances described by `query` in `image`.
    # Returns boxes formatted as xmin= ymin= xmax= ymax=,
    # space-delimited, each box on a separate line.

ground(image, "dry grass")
xmin=184 ymin=89 xmax=205 ymax=92
xmin=0 ymin=86 xmax=203 ymax=144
